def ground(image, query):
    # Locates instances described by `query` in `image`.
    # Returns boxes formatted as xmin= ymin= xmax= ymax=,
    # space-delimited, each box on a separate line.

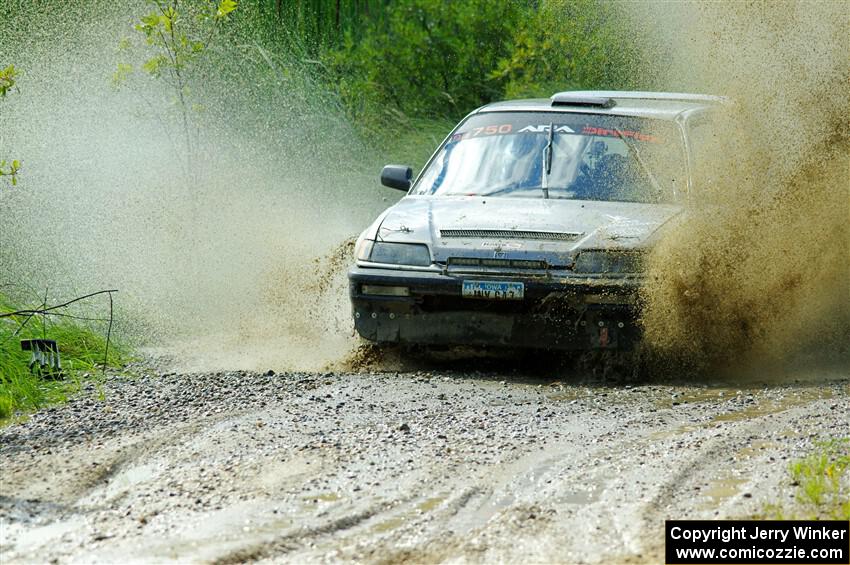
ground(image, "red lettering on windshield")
xmin=581 ymin=125 xmax=660 ymax=143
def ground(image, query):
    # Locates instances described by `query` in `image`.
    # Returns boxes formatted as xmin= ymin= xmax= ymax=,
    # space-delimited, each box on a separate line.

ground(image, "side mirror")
xmin=381 ymin=165 xmax=413 ymax=191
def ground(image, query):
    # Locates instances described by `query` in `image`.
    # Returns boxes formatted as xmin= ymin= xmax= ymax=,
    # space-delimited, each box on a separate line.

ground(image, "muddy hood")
xmin=372 ymin=196 xmax=683 ymax=267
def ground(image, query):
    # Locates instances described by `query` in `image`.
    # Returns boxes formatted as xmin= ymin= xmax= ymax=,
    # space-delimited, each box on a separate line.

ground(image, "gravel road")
xmin=1 ymin=359 xmax=847 ymax=564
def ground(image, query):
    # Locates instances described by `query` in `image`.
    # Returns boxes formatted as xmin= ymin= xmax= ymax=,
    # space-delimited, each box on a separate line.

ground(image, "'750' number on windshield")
xmin=469 ymin=124 xmax=513 ymax=137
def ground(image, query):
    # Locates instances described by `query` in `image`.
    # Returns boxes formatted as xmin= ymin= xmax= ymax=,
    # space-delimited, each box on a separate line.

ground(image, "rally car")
xmin=349 ymin=91 xmax=724 ymax=350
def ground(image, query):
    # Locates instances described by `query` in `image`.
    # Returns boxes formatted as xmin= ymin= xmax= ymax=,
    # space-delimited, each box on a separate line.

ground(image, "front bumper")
xmin=349 ymin=265 xmax=643 ymax=350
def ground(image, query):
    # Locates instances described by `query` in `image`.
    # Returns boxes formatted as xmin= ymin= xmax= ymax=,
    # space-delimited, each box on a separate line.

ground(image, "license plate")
xmin=462 ymin=280 xmax=525 ymax=300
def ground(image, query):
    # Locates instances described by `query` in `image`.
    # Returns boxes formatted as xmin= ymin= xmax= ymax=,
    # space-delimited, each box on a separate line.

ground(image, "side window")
xmin=688 ymin=116 xmax=723 ymax=192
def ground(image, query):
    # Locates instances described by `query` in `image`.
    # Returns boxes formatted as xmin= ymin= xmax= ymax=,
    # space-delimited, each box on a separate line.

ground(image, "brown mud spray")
xmin=2 ymin=1 xmax=847 ymax=374
xmin=632 ymin=1 xmax=850 ymax=371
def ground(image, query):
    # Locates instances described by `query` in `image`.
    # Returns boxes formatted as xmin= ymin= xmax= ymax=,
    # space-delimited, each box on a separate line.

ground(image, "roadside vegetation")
xmin=322 ymin=0 xmax=642 ymax=124
xmin=1 ymin=57 xmax=126 ymax=423
xmin=0 ymin=64 xmax=21 ymax=185
xmin=324 ymin=0 xmax=645 ymax=165
xmin=0 ymin=291 xmax=129 ymax=423
xmin=242 ymin=0 xmax=650 ymax=167
xmin=113 ymin=0 xmax=239 ymax=182
xmin=765 ymin=439 xmax=850 ymax=520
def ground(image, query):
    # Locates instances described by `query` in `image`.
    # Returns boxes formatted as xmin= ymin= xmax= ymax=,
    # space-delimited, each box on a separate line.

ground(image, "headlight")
xmin=365 ymin=241 xmax=431 ymax=266
xmin=355 ymin=237 xmax=374 ymax=261
xmin=574 ymin=251 xmax=644 ymax=274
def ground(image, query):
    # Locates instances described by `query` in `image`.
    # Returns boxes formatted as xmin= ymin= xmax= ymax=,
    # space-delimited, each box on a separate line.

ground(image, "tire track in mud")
xmin=634 ymin=393 xmax=848 ymax=561
xmin=1 ymin=370 xmax=847 ymax=564
xmin=278 ymin=393 xmax=680 ymax=563
xmin=214 ymin=502 xmax=408 ymax=564
xmin=331 ymin=383 xmax=846 ymax=565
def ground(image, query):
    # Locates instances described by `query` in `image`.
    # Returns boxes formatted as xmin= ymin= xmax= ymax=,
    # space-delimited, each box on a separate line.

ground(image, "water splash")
xmin=631 ymin=1 xmax=850 ymax=370
xmin=0 ymin=1 xmax=388 ymax=371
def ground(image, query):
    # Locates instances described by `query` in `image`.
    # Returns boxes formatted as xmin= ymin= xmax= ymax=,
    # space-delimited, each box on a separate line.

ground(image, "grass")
xmin=376 ymin=116 xmax=458 ymax=172
xmin=766 ymin=438 xmax=850 ymax=520
xmin=349 ymin=110 xmax=457 ymax=173
xmin=0 ymin=291 xmax=129 ymax=423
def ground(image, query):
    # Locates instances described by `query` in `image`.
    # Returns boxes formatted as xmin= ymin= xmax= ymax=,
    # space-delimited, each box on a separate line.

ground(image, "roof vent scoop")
xmin=551 ymin=92 xmax=616 ymax=108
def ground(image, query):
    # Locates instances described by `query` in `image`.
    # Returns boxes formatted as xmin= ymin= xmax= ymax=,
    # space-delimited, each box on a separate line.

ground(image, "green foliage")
xmin=324 ymin=0 xmax=521 ymax=124
xmin=260 ymin=0 xmax=388 ymax=52
xmin=0 ymin=64 xmax=20 ymax=186
xmin=0 ymin=64 xmax=17 ymax=97
xmin=119 ymin=0 xmax=239 ymax=87
xmin=115 ymin=0 xmax=239 ymax=171
xmin=787 ymin=439 xmax=850 ymax=519
xmin=493 ymin=0 xmax=644 ymax=99
xmin=764 ymin=439 xmax=850 ymax=520
xmin=0 ymin=292 xmax=129 ymax=423
xmin=217 ymin=0 xmax=237 ymax=17
xmin=0 ymin=159 xmax=21 ymax=186
xmin=320 ymin=0 xmax=651 ymax=152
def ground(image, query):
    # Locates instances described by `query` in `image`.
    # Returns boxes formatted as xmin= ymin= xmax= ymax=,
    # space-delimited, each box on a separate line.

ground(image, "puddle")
xmin=735 ymin=440 xmax=779 ymax=460
xmin=369 ymin=516 xmax=406 ymax=534
xmin=364 ymin=495 xmax=449 ymax=535
xmin=711 ymin=389 xmax=834 ymax=423
xmin=548 ymin=387 xmax=593 ymax=402
xmin=554 ymin=488 xmax=600 ymax=505
xmin=309 ymin=492 xmax=342 ymax=503
xmin=700 ymin=476 xmax=748 ymax=509
xmin=654 ymin=388 xmax=733 ymax=410
xmin=299 ymin=492 xmax=342 ymax=513
xmin=417 ymin=495 xmax=447 ymax=512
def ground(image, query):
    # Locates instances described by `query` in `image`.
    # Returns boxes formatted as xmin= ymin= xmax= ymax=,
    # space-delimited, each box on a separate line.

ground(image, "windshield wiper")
xmin=541 ymin=121 xmax=554 ymax=199
xmin=612 ymin=128 xmax=664 ymax=200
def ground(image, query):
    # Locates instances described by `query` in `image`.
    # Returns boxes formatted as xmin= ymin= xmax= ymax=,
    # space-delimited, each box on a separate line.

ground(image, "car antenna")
xmin=542 ymin=121 xmax=554 ymax=199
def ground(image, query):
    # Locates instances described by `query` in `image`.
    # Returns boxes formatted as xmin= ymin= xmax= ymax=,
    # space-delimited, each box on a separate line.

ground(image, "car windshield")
xmin=413 ymin=111 xmax=686 ymax=204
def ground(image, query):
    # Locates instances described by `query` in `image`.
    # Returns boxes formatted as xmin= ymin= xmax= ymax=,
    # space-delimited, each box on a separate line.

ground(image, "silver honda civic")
xmin=349 ymin=91 xmax=723 ymax=350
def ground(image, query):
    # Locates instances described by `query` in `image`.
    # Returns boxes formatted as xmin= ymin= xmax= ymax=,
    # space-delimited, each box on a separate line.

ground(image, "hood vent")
xmin=440 ymin=229 xmax=581 ymax=241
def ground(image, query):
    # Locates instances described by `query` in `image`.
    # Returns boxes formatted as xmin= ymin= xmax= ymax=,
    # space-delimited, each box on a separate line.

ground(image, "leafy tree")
xmin=323 ymin=0 xmax=521 ymax=123
xmin=322 ymin=0 xmax=649 ymax=128
xmin=492 ymin=0 xmax=645 ymax=99
xmin=0 ymin=64 xmax=20 ymax=186
xmin=115 ymin=0 xmax=238 ymax=176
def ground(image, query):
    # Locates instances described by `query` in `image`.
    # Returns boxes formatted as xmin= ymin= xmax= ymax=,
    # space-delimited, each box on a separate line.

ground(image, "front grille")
xmin=420 ymin=294 xmax=532 ymax=314
xmin=447 ymin=257 xmax=548 ymax=270
xmin=440 ymin=229 xmax=582 ymax=241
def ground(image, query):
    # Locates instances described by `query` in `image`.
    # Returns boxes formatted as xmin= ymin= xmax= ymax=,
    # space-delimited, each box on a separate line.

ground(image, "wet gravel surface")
xmin=0 ymin=363 xmax=847 ymax=563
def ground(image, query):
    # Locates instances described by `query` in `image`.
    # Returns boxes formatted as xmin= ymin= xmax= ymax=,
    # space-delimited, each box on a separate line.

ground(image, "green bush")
xmin=493 ymin=0 xmax=644 ymax=99
xmin=0 ymin=292 xmax=128 ymax=422
xmin=323 ymin=0 xmax=522 ymax=124
xmin=322 ymin=0 xmax=648 ymax=129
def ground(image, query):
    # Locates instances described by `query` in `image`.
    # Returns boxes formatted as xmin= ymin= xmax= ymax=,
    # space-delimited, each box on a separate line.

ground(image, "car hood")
xmin=371 ymin=195 xmax=683 ymax=266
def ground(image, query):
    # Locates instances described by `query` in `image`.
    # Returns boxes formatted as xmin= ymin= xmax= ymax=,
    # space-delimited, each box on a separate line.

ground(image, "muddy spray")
xmin=630 ymin=1 xmax=850 ymax=371
xmin=0 ymin=2 xmax=388 ymax=371
xmin=2 ymin=1 xmax=848 ymax=374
